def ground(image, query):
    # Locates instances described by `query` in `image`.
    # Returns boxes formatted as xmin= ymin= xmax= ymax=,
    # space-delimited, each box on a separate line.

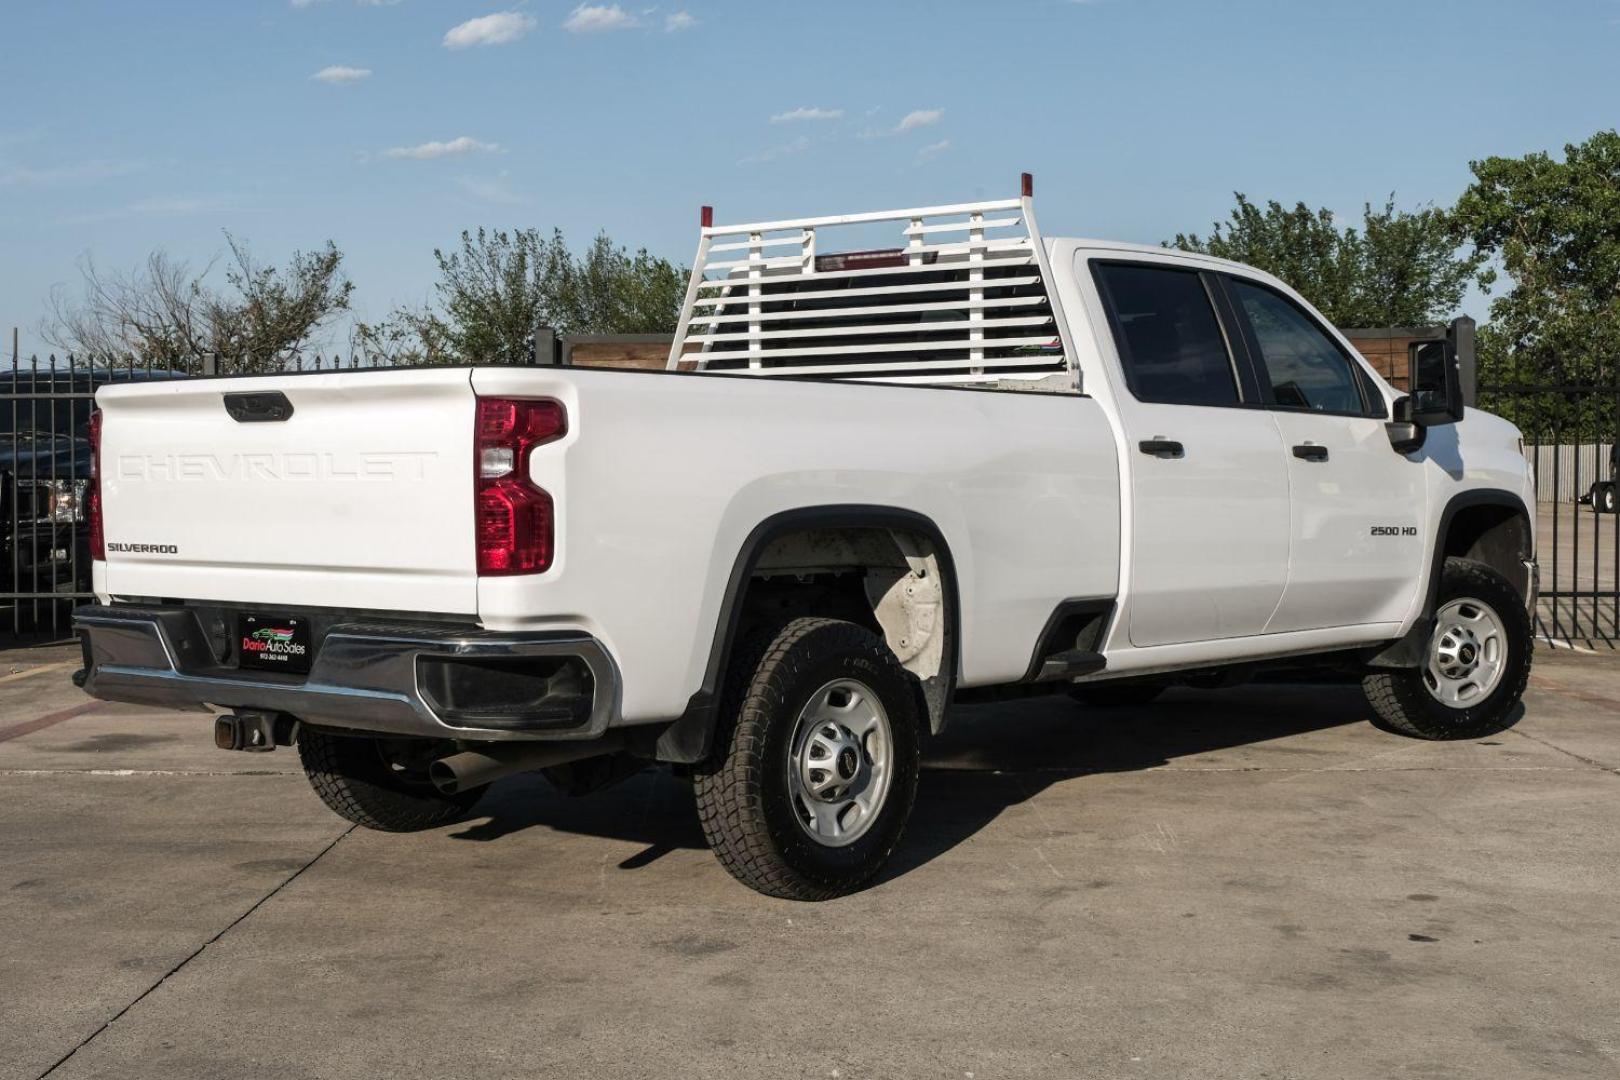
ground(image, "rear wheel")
xmin=298 ymin=729 xmax=484 ymax=831
xmin=693 ymin=617 xmax=921 ymax=901
xmin=1601 ymin=483 xmax=1617 ymax=514
xmin=1361 ymin=557 xmax=1531 ymax=740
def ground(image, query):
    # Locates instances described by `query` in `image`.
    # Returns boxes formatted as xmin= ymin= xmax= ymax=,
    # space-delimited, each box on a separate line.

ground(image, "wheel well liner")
xmin=1431 ymin=491 xmax=1533 ymax=612
xmin=654 ymin=505 xmax=961 ymax=763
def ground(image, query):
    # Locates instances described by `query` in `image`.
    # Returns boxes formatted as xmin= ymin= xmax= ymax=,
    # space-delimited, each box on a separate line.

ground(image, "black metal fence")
xmin=1478 ymin=378 xmax=1619 ymax=647
xmin=5 ymin=354 xmax=106 ymax=638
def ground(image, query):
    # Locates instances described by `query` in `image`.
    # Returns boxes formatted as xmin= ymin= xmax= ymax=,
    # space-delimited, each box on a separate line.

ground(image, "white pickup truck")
xmin=75 ymin=178 xmax=1537 ymax=900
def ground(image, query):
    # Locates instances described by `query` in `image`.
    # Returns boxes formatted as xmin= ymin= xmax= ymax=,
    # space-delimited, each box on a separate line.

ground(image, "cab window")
xmin=1094 ymin=263 xmax=1240 ymax=408
xmin=1228 ymin=280 xmax=1365 ymax=415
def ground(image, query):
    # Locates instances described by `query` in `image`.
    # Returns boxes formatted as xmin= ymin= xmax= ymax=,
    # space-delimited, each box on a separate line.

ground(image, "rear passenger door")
xmin=1089 ymin=260 xmax=1291 ymax=647
xmin=1220 ymin=277 xmax=1426 ymax=632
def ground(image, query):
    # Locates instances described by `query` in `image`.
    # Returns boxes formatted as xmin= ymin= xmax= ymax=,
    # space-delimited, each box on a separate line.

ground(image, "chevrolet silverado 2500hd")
xmin=74 ymin=178 xmax=1537 ymax=900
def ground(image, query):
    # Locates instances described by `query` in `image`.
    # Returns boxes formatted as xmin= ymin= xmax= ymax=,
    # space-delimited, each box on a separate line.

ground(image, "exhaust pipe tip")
xmin=428 ymin=759 xmax=465 ymax=795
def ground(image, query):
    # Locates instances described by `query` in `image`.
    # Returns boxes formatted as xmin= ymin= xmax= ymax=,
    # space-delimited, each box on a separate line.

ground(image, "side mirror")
xmin=1408 ymin=339 xmax=1463 ymax=425
xmin=1386 ymin=395 xmax=1426 ymax=455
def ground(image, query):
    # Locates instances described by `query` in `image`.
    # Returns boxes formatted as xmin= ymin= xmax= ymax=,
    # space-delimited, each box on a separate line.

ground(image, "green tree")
xmin=44 ymin=234 xmax=352 ymax=372
xmin=1169 ymin=194 xmax=1481 ymax=327
xmin=545 ymin=232 xmax=689 ymax=336
xmin=209 ymin=235 xmax=354 ymax=368
xmin=1454 ymin=130 xmax=1620 ymax=385
xmin=358 ymin=228 xmax=686 ymax=365
xmin=1452 ymin=130 xmax=1620 ymax=437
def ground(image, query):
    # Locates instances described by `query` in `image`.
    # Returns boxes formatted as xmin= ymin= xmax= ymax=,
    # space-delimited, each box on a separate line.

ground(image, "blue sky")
xmin=3 ymin=0 xmax=1617 ymax=356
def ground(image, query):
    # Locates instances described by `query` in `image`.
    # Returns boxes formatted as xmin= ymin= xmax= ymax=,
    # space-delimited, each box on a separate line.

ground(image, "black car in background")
xmin=2 ymin=367 xmax=186 ymax=602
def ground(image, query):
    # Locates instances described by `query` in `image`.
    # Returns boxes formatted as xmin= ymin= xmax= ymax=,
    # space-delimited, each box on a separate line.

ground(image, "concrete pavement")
xmin=2 ymin=643 xmax=1617 ymax=1079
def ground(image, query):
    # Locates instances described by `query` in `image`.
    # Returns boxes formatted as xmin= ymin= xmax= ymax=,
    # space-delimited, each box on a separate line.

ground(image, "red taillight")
xmin=87 ymin=409 xmax=105 ymax=561
xmin=475 ymin=398 xmax=565 ymax=575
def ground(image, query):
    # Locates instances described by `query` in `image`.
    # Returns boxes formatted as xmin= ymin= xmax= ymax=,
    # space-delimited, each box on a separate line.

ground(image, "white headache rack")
xmin=667 ymin=174 xmax=1076 ymax=387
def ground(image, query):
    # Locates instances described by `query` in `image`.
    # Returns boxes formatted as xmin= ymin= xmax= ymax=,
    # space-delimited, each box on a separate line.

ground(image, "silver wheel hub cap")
xmin=1424 ymin=597 xmax=1508 ymax=708
xmin=787 ymin=678 xmax=893 ymax=848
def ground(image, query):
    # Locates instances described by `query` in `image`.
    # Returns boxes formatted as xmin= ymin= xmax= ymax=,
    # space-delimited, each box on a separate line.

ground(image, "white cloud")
xmin=563 ymin=4 xmax=639 ymax=32
xmin=56 ymin=195 xmax=241 ymax=225
xmin=770 ymin=106 xmax=843 ymax=124
xmin=443 ymin=11 xmax=536 ymax=49
xmin=894 ymin=108 xmax=944 ymax=134
xmin=740 ymin=136 xmax=811 ymax=165
xmin=290 ymin=0 xmax=329 ymax=7
xmin=664 ymin=10 xmax=696 ymax=31
xmin=0 ymin=159 xmax=146 ymax=186
xmin=384 ymin=136 xmax=501 ymax=160
xmin=311 ymin=65 xmax=371 ymax=84
xmin=916 ymin=138 xmax=952 ymax=163
xmin=129 ymin=196 xmax=237 ymax=216
xmin=456 ymin=171 xmax=527 ymax=205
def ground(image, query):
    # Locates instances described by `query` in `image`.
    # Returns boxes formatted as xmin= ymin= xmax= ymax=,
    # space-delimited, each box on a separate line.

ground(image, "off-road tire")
xmin=693 ymin=617 xmax=921 ymax=901
xmin=1068 ymin=681 xmax=1166 ymax=708
xmin=1361 ymin=557 xmax=1532 ymax=740
xmin=298 ymin=728 xmax=484 ymax=831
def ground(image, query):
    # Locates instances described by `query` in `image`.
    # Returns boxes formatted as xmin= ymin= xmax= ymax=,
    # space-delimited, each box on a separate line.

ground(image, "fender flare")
xmin=654 ymin=505 xmax=962 ymax=763
xmin=1369 ymin=488 xmax=1533 ymax=669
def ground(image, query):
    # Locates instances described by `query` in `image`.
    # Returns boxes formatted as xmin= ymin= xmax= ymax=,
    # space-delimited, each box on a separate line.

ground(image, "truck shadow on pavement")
xmin=449 ymin=682 xmax=1372 ymax=885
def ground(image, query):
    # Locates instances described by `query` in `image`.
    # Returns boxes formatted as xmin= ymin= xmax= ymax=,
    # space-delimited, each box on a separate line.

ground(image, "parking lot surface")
xmin=2 ymin=642 xmax=1617 ymax=1080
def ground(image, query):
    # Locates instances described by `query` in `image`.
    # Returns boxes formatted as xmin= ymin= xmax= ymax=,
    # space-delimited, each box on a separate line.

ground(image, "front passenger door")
xmin=1222 ymin=277 xmax=1426 ymax=632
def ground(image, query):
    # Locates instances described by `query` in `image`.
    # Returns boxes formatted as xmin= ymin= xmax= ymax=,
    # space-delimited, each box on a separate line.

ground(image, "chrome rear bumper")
xmin=74 ymin=604 xmax=617 ymax=742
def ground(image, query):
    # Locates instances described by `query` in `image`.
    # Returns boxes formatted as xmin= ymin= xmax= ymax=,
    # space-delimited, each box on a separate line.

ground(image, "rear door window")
xmin=1094 ymin=263 xmax=1240 ymax=407
xmin=1228 ymin=280 xmax=1366 ymax=415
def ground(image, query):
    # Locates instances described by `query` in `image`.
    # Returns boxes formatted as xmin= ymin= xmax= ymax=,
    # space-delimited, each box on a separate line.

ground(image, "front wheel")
xmin=1361 ymin=557 xmax=1532 ymax=740
xmin=693 ymin=617 xmax=921 ymax=901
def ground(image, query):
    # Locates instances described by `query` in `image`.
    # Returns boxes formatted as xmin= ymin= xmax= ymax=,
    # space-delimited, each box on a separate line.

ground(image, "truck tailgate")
xmin=97 ymin=368 xmax=477 ymax=613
